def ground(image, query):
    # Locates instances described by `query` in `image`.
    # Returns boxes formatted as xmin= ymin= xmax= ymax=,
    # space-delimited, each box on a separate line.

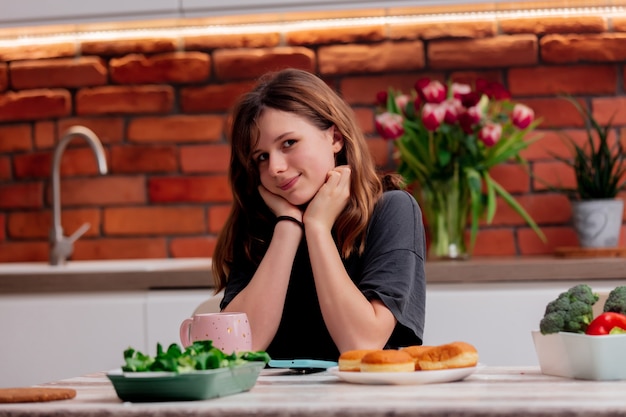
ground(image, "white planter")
xmin=571 ymin=199 xmax=624 ymax=247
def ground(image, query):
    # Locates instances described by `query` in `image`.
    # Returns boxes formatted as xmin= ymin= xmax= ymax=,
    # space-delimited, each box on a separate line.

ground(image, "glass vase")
xmin=418 ymin=167 xmax=471 ymax=260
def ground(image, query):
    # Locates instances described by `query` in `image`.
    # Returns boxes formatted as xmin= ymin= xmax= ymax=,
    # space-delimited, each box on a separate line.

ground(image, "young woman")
xmin=212 ymin=68 xmax=426 ymax=361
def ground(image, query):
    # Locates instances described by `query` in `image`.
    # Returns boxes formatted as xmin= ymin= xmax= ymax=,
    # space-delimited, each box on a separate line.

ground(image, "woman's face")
xmin=253 ymin=108 xmax=343 ymax=206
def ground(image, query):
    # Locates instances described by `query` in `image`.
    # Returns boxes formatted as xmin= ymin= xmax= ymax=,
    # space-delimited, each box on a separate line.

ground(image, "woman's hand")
xmin=304 ymin=165 xmax=351 ymax=231
xmin=258 ymin=185 xmax=303 ymax=221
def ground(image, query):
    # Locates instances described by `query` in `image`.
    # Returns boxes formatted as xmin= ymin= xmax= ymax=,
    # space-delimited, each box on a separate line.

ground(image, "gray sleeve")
xmin=219 ymin=268 xmax=252 ymax=311
xmin=359 ymin=190 xmax=427 ymax=344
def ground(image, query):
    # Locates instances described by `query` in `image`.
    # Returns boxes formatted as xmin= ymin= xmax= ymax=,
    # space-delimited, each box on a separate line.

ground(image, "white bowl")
xmin=532 ymin=330 xmax=626 ymax=380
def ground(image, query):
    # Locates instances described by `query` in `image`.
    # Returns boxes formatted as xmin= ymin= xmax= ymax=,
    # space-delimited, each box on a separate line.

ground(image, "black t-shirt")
xmin=221 ymin=190 xmax=427 ymax=361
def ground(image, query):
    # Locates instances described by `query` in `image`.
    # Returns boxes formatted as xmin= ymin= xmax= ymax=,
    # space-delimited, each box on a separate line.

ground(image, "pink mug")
xmin=179 ymin=312 xmax=252 ymax=354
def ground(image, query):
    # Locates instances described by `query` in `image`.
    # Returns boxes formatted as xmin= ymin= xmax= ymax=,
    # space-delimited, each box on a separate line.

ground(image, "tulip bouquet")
xmin=375 ymin=78 xmax=545 ymax=258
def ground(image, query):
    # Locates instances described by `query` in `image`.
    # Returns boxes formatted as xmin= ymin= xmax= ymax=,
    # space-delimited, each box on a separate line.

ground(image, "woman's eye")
xmin=256 ymin=153 xmax=268 ymax=163
xmin=283 ymin=139 xmax=296 ymax=148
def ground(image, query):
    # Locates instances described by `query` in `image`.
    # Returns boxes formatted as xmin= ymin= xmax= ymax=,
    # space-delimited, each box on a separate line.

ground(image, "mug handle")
xmin=179 ymin=318 xmax=193 ymax=348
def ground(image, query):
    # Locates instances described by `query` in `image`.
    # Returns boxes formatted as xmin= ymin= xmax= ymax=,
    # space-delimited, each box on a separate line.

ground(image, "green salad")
xmin=122 ymin=340 xmax=270 ymax=373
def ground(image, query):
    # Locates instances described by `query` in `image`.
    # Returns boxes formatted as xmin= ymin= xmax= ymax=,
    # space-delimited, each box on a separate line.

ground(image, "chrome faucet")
xmin=49 ymin=126 xmax=108 ymax=265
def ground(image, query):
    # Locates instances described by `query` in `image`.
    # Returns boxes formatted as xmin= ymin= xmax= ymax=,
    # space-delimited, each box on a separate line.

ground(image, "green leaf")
xmin=555 ymin=95 xmax=625 ymax=199
xmin=396 ymin=136 xmax=431 ymax=183
xmin=484 ymin=172 xmax=496 ymax=223
xmin=121 ymin=340 xmax=270 ymax=374
xmin=437 ymin=149 xmax=452 ymax=166
xmin=489 ymin=177 xmax=546 ymax=242
xmin=466 ymin=168 xmax=484 ymax=250
xmin=239 ymin=351 xmax=272 ymax=363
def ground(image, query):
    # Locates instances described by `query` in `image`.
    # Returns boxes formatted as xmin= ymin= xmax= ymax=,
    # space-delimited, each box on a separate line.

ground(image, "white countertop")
xmin=0 ymin=258 xmax=212 ymax=274
xmin=2 ymin=256 xmax=625 ymax=293
xmin=0 ymin=258 xmax=214 ymax=293
xmin=3 ymin=366 xmax=626 ymax=417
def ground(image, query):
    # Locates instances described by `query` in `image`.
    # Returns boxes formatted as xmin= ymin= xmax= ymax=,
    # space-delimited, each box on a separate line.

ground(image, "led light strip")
xmin=0 ymin=6 xmax=625 ymax=46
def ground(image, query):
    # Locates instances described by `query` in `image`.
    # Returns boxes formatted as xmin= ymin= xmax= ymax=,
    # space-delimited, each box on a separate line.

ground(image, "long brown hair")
xmin=212 ymin=68 xmax=401 ymax=292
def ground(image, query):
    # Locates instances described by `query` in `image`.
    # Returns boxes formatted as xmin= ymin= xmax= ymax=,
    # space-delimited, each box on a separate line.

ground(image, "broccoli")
xmin=567 ymin=284 xmax=599 ymax=306
xmin=538 ymin=312 xmax=564 ymax=334
xmin=539 ymin=284 xmax=599 ymax=335
xmin=603 ymin=286 xmax=626 ymax=315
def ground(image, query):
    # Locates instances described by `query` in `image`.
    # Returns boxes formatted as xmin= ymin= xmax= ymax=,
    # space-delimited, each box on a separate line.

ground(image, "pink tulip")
xmin=512 ymin=104 xmax=534 ymax=129
xmin=375 ymin=112 xmax=404 ymax=140
xmin=478 ymin=122 xmax=503 ymax=147
xmin=421 ymin=103 xmax=446 ymax=131
xmin=491 ymin=84 xmax=511 ymax=100
xmin=375 ymin=90 xmax=388 ymax=106
xmin=413 ymin=95 xmax=422 ymax=110
xmin=476 ymin=79 xmax=511 ymax=100
xmin=442 ymin=98 xmax=463 ymax=124
xmin=458 ymin=105 xmax=483 ymax=133
xmin=421 ymin=80 xmax=447 ymax=104
xmin=395 ymin=94 xmax=410 ymax=115
xmin=458 ymin=113 xmax=475 ymax=134
xmin=475 ymin=78 xmax=489 ymax=93
xmin=414 ymin=78 xmax=431 ymax=96
xmin=459 ymin=91 xmax=481 ymax=108
xmin=450 ymin=83 xmax=472 ymax=99
xmin=466 ymin=105 xmax=484 ymax=123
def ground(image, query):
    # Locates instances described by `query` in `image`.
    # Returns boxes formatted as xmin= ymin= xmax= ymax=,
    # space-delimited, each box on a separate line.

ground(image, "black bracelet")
xmin=275 ymin=216 xmax=304 ymax=229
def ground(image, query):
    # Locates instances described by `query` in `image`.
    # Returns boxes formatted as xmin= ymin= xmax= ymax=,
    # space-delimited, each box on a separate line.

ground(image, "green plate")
xmin=107 ymin=361 xmax=265 ymax=402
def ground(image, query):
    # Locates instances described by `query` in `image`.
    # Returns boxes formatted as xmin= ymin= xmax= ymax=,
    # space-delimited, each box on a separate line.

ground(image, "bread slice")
xmin=417 ymin=341 xmax=478 ymax=370
xmin=338 ymin=349 xmax=377 ymax=372
xmin=360 ymin=349 xmax=415 ymax=373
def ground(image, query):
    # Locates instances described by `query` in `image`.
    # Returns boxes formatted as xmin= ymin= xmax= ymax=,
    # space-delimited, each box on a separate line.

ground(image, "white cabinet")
xmin=145 ymin=290 xmax=213 ymax=351
xmin=424 ymin=280 xmax=617 ymax=366
xmin=0 ymin=279 xmax=618 ymax=388
xmin=0 ymin=289 xmax=212 ymax=388
xmin=0 ymin=292 xmax=144 ymax=388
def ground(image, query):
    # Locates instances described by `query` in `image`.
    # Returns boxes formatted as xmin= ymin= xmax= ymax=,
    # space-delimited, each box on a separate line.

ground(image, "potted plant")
xmin=553 ymin=97 xmax=626 ymax=248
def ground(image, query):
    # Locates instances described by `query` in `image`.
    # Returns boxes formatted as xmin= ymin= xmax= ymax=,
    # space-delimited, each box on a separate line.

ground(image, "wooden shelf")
xmin=554 ymin=247 xmax=626 ymax=259
xmin=425 ymin=256 xmax=626 ymax=283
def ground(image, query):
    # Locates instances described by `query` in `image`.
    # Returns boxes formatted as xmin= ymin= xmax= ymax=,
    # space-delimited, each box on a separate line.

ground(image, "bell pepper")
xmin=585 ymin=312 xmax=626 ymax=335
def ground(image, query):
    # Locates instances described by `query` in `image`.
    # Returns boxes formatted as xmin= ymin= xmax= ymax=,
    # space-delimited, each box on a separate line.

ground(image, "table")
xmin=2 ymin=366 xmax=626 ymax=417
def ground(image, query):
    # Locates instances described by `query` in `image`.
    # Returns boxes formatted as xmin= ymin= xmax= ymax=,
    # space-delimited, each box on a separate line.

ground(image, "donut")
xmin=338 ymin=349 xmax=377 ymax=372
xmin=417 ymin=341 xmax=479 ymax=370
xmin=400 ymin=345 xmax=435 ymax=370
xmin=359 ymin=349 xmax=415 ymax=373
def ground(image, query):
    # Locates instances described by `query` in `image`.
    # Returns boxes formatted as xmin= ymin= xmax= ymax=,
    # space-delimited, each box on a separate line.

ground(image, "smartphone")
xmin=268 ymin=359 xmax=337 ymax=374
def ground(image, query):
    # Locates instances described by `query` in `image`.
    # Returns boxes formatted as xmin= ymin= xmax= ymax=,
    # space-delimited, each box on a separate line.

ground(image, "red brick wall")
xmin=0 ymin=13 xmax=625 ymax=262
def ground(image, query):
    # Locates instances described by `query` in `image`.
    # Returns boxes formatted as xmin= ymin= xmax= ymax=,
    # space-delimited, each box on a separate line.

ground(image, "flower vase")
xmin=419 ymin=169 xmax=471 ymax=260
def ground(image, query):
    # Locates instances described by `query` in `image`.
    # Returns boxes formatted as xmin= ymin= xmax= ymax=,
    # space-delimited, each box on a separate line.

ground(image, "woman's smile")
xmin=278 ymin=175 xmax=300 ymax=191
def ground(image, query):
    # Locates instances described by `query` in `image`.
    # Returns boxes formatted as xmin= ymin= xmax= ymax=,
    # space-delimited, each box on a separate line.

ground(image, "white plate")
xmin=327 ymin=365 xmax=477 ymax=385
